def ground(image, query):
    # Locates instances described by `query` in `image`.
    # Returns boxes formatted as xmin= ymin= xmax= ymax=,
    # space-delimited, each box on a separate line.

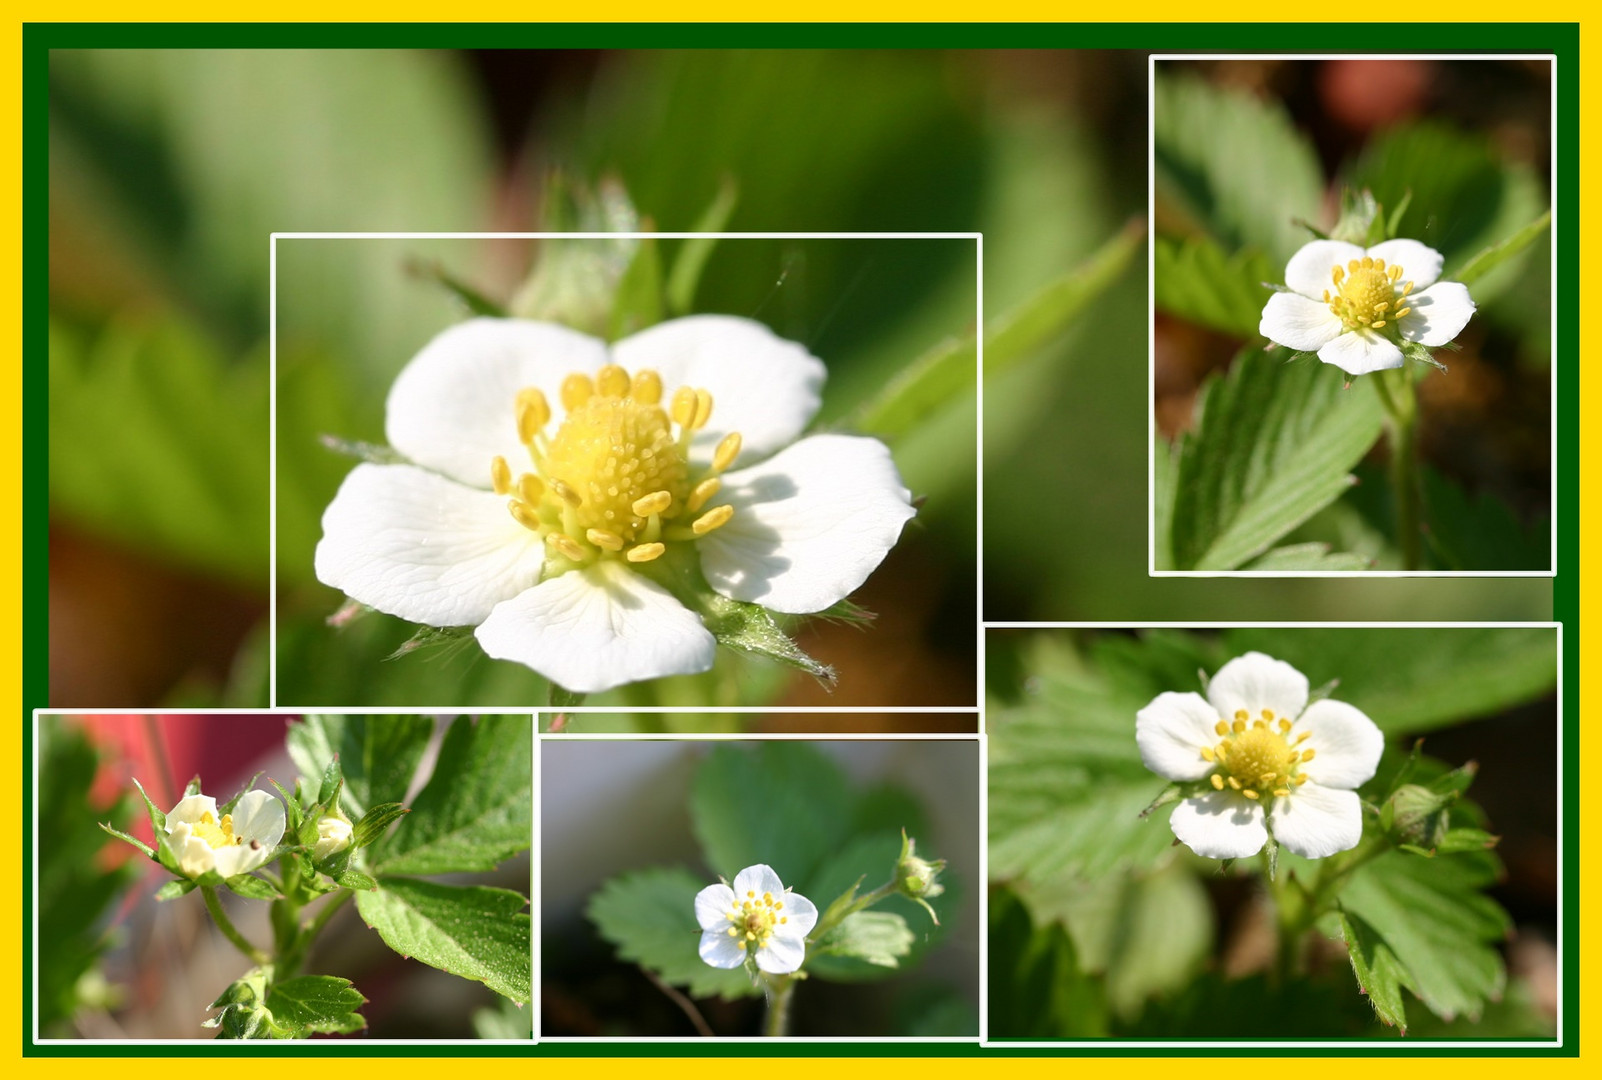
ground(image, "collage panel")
xmin=539 ymin=734 xmax=980 ymax=1038
xmin=1151 ymin=56 xmax=1554 ymax=577
xmin=32 ymin=711 xmax=535 ymax=1042
xmin=274 ymin=234 xmax=979 ymax=711
xmin=984 ymin=625 xmax=1560 ymax=1043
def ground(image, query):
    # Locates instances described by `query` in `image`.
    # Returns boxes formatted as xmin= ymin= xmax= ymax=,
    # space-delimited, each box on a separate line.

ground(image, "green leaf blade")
xmin=265 ymin=975 xmax=368 ymax=1035
xmin=586 ymin=866 xmax=759 ymax=1001
xmin=357 ymin=878 xmax=531 ymax=1003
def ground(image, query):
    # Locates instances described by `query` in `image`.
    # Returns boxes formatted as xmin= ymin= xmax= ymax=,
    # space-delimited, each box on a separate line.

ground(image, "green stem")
xmin=762 ymin=974 xmax=796 ymax=1037
xmin=1372 ymin=369 xmax=1422 ymax=570
xmin=1263 ymin=827 xmax=1392 ymax=984
xmin=276 ymin=888 xmax=354 ymax=980
xmin=808 ymin=879 xmax=898 ymax=944
xmin=201 ymin=886 xmax=270 ymax=966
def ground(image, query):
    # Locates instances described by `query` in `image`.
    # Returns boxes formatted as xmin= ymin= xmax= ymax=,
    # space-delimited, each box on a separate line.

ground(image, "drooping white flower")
xmin=314 ymin=316 xmax=916 ymax=694
xmin=312 ymin=815 xmax=353 ymax=862
xmin=1136 ymin=651 xmax=1384 ymax=860
xmin=694 ymin=863 xmax=818 ymax=975
xmin=165 ymin=790 xmax=286 ymax=879
xmin=1259 ymin=239 xmax=1475 ymax=375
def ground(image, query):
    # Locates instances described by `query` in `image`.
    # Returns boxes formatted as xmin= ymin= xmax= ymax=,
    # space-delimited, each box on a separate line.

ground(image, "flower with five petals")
xmin=694 ymin=864 xmax=818 ymax=975
xmin=166 ymin=790 xmax=286 ymax=880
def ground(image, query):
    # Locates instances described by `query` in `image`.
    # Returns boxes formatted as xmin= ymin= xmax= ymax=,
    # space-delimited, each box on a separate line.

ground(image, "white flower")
xmin=165 ymin=790 xmax=286 ymax=879
xmin=314 ymin=316 xmax=916 ymax=694
xmin=1136 ymin=652 xmax=1384 ymax=860
xmin=312 ymin=815 xmax=353 ymax=862
xmin=694 ymin=864 xmax=819 ymax=975
xmin=1259 ymin=239 xmax=1476 ymax=375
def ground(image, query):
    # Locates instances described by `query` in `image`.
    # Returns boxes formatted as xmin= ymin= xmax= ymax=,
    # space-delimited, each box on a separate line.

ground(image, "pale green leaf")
xmin=586 ymin=866 xmax=759 ymax=1000
xmin=666 ymin=179 xmax=739 ymax=314
xmin=356 ymin=878 xmax=531 ymax=1003
xmin=286 ymin=714 xmax=434 ymax=821
xmin=1245 ymin=543 xmax=1373 ymax=571
xmin=1338 ymin=910 xmax=1411 ymax=1031
xmin=1153 ymin=235 xmax=1274 ymax=338
xmin=1451 ymin=211 xmax=1551 ymax=289
xmin=987 ymin=888 xmax=1108 ymax=1038
xmin=265 ymin=975 xmax=367 ymax=1035
xmin=810 ymin=911 xmax=914 ymax=970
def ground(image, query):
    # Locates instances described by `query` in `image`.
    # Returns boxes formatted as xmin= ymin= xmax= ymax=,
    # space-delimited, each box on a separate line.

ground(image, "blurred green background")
xmin=47 ymin=49 xmax=1552 ymax=709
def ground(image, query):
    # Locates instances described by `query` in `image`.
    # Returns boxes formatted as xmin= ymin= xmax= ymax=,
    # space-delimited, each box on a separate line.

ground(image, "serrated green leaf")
xmin=224 ymin=874 xmax=279 ymax=900
xmin=316 ymin=755 xmax=344 ymax=809
xmin=1245 ymin=543 xmax=1373 ymax=571
xmin=368 ymin=715 xmax=530 ymax=875
xmin=1223 ymin=625 xmax=1556 ymax=735
xmin=811 ymin=911 xmax=913 ymax=969
xmin=1339 ymin=910 xmax=1411 ymax=1030
xmin=154 ymin=878 xmax=197 ymax=901
xmin=265 ymin=975 xmax=367 ymax=1035
xmin=286 ymin=714 xmax=434 ymax=821
xmin=1154 ymin=72 xmax=1324 ymax=263
xmin=1339 ymin=850 xmax=1510 ymax=1023
xmin=335 ymin=869 xmax=379 ymax=891
xmin=357 ymin=878 xmax=530 ymax=1003
xmin=1154 ymin=235 xmax=1274 ymax=338
xmin=697 ymin=592 xmax=834 ymax=683
xmin=586 ymin=866 xmax=758 ymax=1000
xmin=1169 ymin=348 xmax=1386 ymax=570
xmin=987 ymin=888 xmax=1108 ymax=1038
xmin=689 ymin=742 xmax=851 ymax=888
xmin=352 ymin=802 xmax=409 ymax=849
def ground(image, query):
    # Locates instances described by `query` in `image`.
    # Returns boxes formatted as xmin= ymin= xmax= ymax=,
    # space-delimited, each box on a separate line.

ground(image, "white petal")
xmin=697 ymin=435 xmax=914 ymax=614
xmin=778 ymin=891 xmax=818 ymax=937
xmin=699 ymin=927 xmax=747 ymax=969
xmin=611 ymin=315 xmax=825 ymax=467
xmin=385 ymin=318 xmax=610 ymax=487
xmin=229 ymin=791 xmax=287 ymax=849
xmin=1296 ymin=699 xmax=1385 ymax=789
xmin=732 ymin=864 xmax=787 ymax=899
xmin=1206 ymin=652 xmax=1309 ymax=725
xmin=212 ymin=840 xmax=273 ymax=880
xmin=1269 ymin=782 xmax=1364 ymax=859
xmin=1365 ymin=239 xmax=1444 ymax=291
xmin=1396 ymin=282 xmax=1475 ymax=347
xmin=1283 ymin=240 xmax=1366 ymax=297
xmin=1135 ymin=692 xmax=1222 ymax=781
xmin=314 ymin=463 xmax=547 ymax=627
xmin=167 ymin=823 xmax=217 ymax=879
xmin=694 ymin=883 xmax=737 ymax=931
xmin=1316 ymin=329 xmax=1404 ymax=375
xmin=473 ymin=560 xmax=716 ymax=693
xmin=167 ymin=794 xmax=218 ymax=826
xmin=756 ymin=934 xmax=806 ymax=974
xmin=1259 ymin=292 xmax=1344 ymax=352
xmin=1168 ymin=792 xmax=1267 ymax=860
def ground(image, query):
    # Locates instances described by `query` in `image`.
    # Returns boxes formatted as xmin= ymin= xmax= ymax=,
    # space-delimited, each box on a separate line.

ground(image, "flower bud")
xmin=895 ymin=830 xmax=946 ymax=924
xmin=312 ymin=814 xmax=353 ymax=862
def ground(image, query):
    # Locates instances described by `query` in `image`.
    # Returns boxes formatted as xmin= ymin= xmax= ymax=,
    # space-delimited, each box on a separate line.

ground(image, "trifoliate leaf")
xmin=586 ymin=866 xmax=759 ymax=1001
xmin=810 ymin=911 xmax=914 ymax=971
xmin=357 ymin=878 xmax=531 ymax=1003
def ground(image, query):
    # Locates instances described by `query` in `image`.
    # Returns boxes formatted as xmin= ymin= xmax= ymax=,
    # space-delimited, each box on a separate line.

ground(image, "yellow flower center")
xmin=191 ymin=810 xmax=241 ymax=850
xmin=1323 ymin=255 xmax=1414 ymax=332
xmin=492 ymin=364 xmax=743 ymax=569
xmin=723 ymin=889 xmax=789 ymax=954
xmin=1200 ymin=709 xmax=1316 ymax=801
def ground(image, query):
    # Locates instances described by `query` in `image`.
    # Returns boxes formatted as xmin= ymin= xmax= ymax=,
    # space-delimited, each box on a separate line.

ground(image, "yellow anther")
xmin=746 ymin=891 xmax=755 ymax=898
xmin=631 ymin=369 xmax=663 ymax=404
xmin=586 ymin=528 xmax=624 ymax=551
xmin=1301 ymin=749 xmax=1316 ymax=762
xmin=516 ymin=388 xmax=550 ymax=443
xmin=1234 ymin=710 xmax=1248 ymax=721
xmin=780 ymin=917 xmax=788 ymax=924
xmin=1294 ymin=775 xmax=1309 ymax=786
xmin=1214 ymin=721 xmax=1230 ymax=737
xmin=626 ymin=542 xmax=665 ymax=563
xmin=774 ymin=901 xmax=783 ymax=910
xmin=1394 ymin=306 xmax=1411 ymax=318
xmin=632 ymin=490 xmax=673 ymax=517
xmin=1227 ymin=776 xmax=1242 ymax=790
xmin=551 ymin=479 xmax=582 ymax=507
xmin=1232 ymin=719 xmax=1247 ymax=734
xmin=763 ymin=892 xmax=773 ymax=902
xmin=1199 ymin=746 xmax=1215 ymax=762
xmin=670 ymin=386 xmax=699 ymax=427
xmin=1332 ymin=265 xmax=1345 ymax=285
xmin=517 ymin=473 xmax=545 ymax=505
xmin=1273 ymin=788 xmax=1291 ymax=797
xmin=1373 ymin=258 xmax=1385 ymax=271
xmin=692 ymin=389 xmax=715 ymax=430
xmin=713 ymin=432 xmax=742 ymax=472
xmin=1295 ymin=731 xmax=1312 ymax=744
xmin=1210 ymin=774 xmax=1225 ymax=790
xmin=596 ymin=364 xmax=630 ymax=398
xmin=547 ymin=533 xmax=587 ymax=562
xmin=1278 ymin=719 xmax=1292 ymax=733
xmin=1390 ymin=264 xmax=1404 ymax=281
xmin=561 ymin=373 xmax=594 ymax=412
xmin=1372 ymin=320 xmax=1386 ymax=329
xmin=1350 ymin=259 xmax=1363 ymax=272
xmin=692 ymin=504 xmax=735 ymax=536
xmin=737 ymin=940 xmax=747 ymax=951
xmin=491 ymin=456 xmax=513 ymax=495
xmin=746 ymin=931 xmax=756 ymax=941
xmin=1253 ymin=719 xmax=1267 ymax=730
xmin=1243 ymin=789 xmax=1260 ymax=800
xmin=508 ymin=501 xmax=543 ymax=532
xmin=1262 ymin=710 xmax=1275 ymax=722
xmin=687 ymin=477 xmax=722 ymax=514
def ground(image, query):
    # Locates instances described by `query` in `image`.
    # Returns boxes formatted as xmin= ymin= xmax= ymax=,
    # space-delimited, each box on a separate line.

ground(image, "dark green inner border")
xmin=22 ymin=21 xmax=1579 ymax=1058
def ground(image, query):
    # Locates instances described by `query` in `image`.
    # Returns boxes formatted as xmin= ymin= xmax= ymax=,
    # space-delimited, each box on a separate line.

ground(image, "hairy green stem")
xmin=1264 ymin=828 xmax=1392 ymax=983
xmin=1372 ymin=369 xmax=1422 ymax=570
xmin=763 ymin=974 xmax=796 ymax=1038
xmin=201 ymin=886 xmax=270 ymax=966
xmin=276 ymin=888 xmax=354 ymax=980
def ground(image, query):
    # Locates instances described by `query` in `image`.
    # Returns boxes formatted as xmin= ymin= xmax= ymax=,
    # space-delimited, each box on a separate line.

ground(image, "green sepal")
xmin=336 ymin=869 xmax=379 ymax=891
xmin=549 ymin=683 xmax=587 ymax=708
xmin=317 ymin=756 xmax=344 ymax=811
xmin=154 ymin=878 xmax=198 ymax=901
xmin=406 ymin=256 xmax=507 ymax=317
xmin=224 ymin=874 xmax=281 ymax=901
xmin=666 ymin=178 xmax=738 ymax=315
xmin=607 ymin=234 xmax=663 ymax=341
xmin=387 ymin=623 xmax=476 ymax=661
xmin=1330 ymin=188 xmax=1384 ymax=246
xmin=99 ymin=821 xmax=154 ymax=859
xmin=318 ymin=435 xmax=408 ymax=466
xmin=1137 ymin=782 xmax=1185 ymax=819
xmin=183 ymin=775 xmax=203 ymax=798
xmin=268 ymin=778 xmax=303 ymax=834
xmin=817 ymin=874 xmax=868 ymax=931
xmin=1384 ymin=190 xmax=1413 ymax=240
xmin=218 ymin=773 xmax=264 ymax=816
xmin=352 ymin=802 xmax=408 ymax=849
xmin=130 ymin=777 xmax=167 ymax=832
xmin=1263 ymin=835 xmax=1280 ymax=882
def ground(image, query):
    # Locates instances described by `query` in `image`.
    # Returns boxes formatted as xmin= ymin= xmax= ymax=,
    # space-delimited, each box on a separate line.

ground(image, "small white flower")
xmin=1136 ymin=652 xmax=1384 ymax=860
xmin=694 ymin=864 xmax=818 ymax=975
xmin=311 ymin=815 xmax=353 ymax=862
xmin=1259 ymin=238 xmax=1476 ymax=375
xmin=165 ymin=790 xmax=286 ymax=879
xmin=315 ymin=316 xmax=916 ymax=694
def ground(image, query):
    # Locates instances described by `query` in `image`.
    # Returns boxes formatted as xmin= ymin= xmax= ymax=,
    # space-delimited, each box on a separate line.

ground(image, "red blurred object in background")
xmin=1319 ymin=59 xmax=1433 ymax=134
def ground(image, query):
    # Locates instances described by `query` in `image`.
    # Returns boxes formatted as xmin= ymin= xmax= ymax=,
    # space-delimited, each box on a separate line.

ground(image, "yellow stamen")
xmin=596 ymin=364 xmax=630 ymax=398
xmin=713 ymin=432 xmax=742 ymax=472
xmin=490 ymin=456 xmax=512 ymax=495
xmin=517 ymin=473 xmax=544 ymax=505
xmin=692 ymin=505 xmax=734 ymax=536
xmin=632 ymin=369 xmax=663 ymax=404
xmin=516 ymin=388 xmax=550 ymax=443
xmin=547 ymin=534 xmax=586 ymax=562
xmin=687 ymin=477 xmax=722 ymax=514
xmin=561 ymin=373 xmax=594 ymax=412
xmin=586 ymin=528 xmax=624 ymax=552
xmin=670 ymin=386 xmax=698 ymax=427
xmin=626 ymin=542 xmax=665 ymax=563
xmin=508 ymin=501 xmax=542 ymax=532
xmin=632 ymin=490 xmax=673 ymax=517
